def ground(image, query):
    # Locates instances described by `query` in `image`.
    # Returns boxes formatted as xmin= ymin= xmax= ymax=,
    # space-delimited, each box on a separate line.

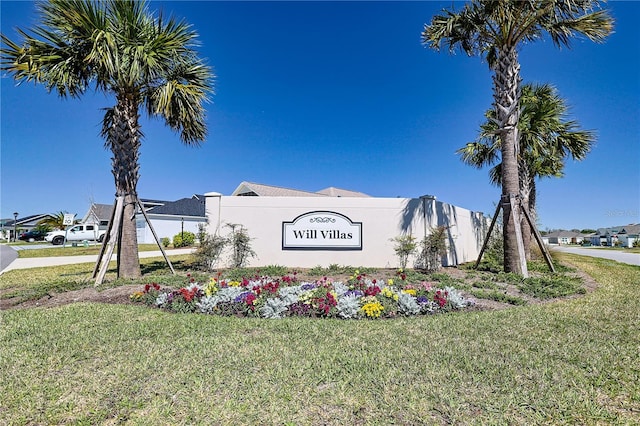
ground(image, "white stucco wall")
xmin=205 ymin=193 xmax=489 ymax=268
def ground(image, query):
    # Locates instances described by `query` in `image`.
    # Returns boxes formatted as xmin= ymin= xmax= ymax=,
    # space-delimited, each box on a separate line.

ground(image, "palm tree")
xmin=423 ymin=0 xmax=612 ymax=275
xmin=1 ymin=0 xmax=213 ymax=278
xmin=457 ymin=83 xmax=596 ymax=259
xmin=38 ymin=211 xmax=73 ymax=231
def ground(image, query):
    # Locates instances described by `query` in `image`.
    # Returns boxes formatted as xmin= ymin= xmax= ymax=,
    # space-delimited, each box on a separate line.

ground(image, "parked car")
xmin=45 ymin=224 xmax=106 ymax=245
xmin=18 ymin=229 xmax=48 ymax=242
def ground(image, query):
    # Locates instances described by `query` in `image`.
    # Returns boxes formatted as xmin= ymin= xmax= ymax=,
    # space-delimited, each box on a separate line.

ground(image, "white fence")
xmin=205 ymin=193 xmax=489 ymax=269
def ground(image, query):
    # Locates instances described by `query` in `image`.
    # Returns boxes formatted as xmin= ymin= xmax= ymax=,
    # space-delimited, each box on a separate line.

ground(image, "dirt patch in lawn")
xmin=1 ymin=265 xmax=599 ymax=312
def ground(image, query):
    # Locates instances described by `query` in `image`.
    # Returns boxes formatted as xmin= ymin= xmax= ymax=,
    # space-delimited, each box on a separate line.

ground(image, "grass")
xmin=15 ymin=243 xmax=176 ymax=258
xmin=468 ymin=288 xmax=527 ymax=305
xmin=1 ymin=254 xmax=639 ymax=424
xmin=0 ymin=255 xmax=199 ymax=304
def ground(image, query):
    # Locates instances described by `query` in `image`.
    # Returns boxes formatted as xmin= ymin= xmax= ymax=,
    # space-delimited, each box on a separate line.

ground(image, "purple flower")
xmin=344 ymin=290 xmax=364 ymax=298
xmin=301 ymin=283 xmax=317 ymax=291
xmin=288 ymin=302 xmax=312 ymax=316
xmin=416 ymin=296 xmax=430 ymax=305
xmin=234 ymin=291 xmax=253 ymax=303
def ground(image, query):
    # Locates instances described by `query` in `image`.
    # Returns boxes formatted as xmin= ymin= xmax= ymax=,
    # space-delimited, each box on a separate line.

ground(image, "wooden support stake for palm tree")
xmin=94 ymin=196 xmax=177 ymax=286
xmin=475 ymin=196 xmax=554 ymax=275
xmin=136 ymin=198 xmax=175 ymax=274
xmin=520 ymin=205 xmax=555 ymax=273
xmin=509 ymin=194 xmax=529 ymax=278
xmin=94 ymin=196 xmax=124 ymax=286
xmin=92 ymin=198 xmax=117 ymax=279
xmin=474 ymin=202 xmax=502 ymax=270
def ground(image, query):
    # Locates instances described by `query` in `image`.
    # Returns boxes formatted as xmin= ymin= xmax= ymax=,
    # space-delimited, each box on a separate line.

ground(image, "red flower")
xmin=245 ymin=293 xmax=257 ymax=310
xmin=365 ymin=286 xmax=381 ymax=297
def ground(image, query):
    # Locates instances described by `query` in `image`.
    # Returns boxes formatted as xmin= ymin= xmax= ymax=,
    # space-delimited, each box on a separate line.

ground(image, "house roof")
xmin=620 ymin=224 xmax=640 ymax=236
xmin=316 ymin=186 xmax=371 ymax=197
xmin=231 ymin=181 xmax=370 ymax=198
xmin=140 ymin=198 xmax=172 ymax=208
xmin=546 ymin=230 xmax=583 ymax=238
xmin=84 ymin=203 xmax=114 ymax=222
xmin=5 ymin=214 xmax=54 ymax=227
xmin=147 ymin=195 xmax=205 ymax=217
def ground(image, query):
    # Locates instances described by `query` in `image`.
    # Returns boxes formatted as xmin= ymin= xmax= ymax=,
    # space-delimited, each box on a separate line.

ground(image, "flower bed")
xmin=130 ymin=271 xmax=474 ymax=319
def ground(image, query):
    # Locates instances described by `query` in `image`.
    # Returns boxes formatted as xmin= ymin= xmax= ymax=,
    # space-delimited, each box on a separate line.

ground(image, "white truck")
xmin=45 ymin=224 xmax=106 ymax=245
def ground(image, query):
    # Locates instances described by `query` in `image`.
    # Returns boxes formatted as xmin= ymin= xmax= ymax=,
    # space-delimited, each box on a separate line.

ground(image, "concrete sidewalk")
xmin=0 ymin=248 xmax=195 ymax=274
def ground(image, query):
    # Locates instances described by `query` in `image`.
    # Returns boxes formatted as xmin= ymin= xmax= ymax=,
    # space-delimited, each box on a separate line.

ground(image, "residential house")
xmin=0 ymin=214 xmax=55 ymax=241
xmin=617 ymin=224 xmax=640 ymax=248
xmin=590 ymin=226 xmax=623 ymax=246
xmin=545 ymin=230 xmax=586 ymax=245
xmin=82 ymin=204 xmax=113 ymax=229
xmin=136 ymin=195 xmax=206 ymax=244
xmin=82 ymin=196 xmax=206 ymax=245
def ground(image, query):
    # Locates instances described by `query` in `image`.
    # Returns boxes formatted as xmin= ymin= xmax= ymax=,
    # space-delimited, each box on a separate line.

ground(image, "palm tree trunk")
xmin=108 ymin=92 xmax=142 ymax=279
xmin=493 ymin=48 xmax=527 ymax=275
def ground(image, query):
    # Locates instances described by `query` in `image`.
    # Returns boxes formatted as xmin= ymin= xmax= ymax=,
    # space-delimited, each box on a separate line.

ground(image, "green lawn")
xmin=1 ymin=254 xmax=639 ymax=425
xmin=15 ymin=243 xmax=175 ymax=258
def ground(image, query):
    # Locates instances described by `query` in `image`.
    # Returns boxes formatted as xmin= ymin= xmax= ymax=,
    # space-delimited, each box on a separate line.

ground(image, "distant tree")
xmin=1 ymin=0 xmax=213 ymax=278
xmin=580 ymin=229 xmax=597 ymax=234
xmin=38 ymin=211 xmax=70 ymax=230
xmin=457 ymin=83 xmax=595 ymax=259
xmin=423 ymin=0 xmax=613 ymax=275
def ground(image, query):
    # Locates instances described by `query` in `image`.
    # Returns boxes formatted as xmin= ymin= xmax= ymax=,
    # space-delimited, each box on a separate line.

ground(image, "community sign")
xmin=282 ymin=211 xmax=362 ymax=250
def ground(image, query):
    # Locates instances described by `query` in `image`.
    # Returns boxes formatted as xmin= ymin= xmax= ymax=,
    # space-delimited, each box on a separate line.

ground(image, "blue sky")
xmin=1 ymin=1 xmax=639 ymax=231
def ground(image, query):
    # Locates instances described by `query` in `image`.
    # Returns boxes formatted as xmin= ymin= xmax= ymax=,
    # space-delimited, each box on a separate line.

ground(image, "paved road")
xmin=0 ymin=244 xmax=18 ymax=271
xmin=0 ymin=247 xmax=196 ymax=274
xmin=551 ymin=246 xmax=640 ymax=266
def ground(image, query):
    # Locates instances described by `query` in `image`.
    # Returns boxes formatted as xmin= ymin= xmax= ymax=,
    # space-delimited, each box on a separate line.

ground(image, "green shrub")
xmin=173 ymin=231 xmax=196 ymax=248
xmin=161 ymin=237 xmax=170 ymax=248
xmin=414 ymin=226 xmax=448 ymax=272
xmin=192 ymin=234 xmax=226 ymax=271
xmin=258 ymin=265 xmax=290 ymax=277
xmin=225 ymin=224 xmax=256 ymax=268
xmin=391 ymin=234 xmax=417 ymax=269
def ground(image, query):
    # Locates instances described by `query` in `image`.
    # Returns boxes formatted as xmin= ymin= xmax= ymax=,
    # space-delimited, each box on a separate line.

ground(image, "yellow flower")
xmin=381 ymin=287 xmax=395 ymax=299
xmin=387 ymin=278 xmax=394 ymax=285
xmin=228 ymin=280 xmax=241 ymax=287
xmin=361 ymin=300 xmax=384 ymax=318
xmin=205 ymin=278 xmax=219 ymax=296
xmin=130 ymin=291 xmax=144 ymax=301
xmin=402 ymin=289 xmax=417 ymax=296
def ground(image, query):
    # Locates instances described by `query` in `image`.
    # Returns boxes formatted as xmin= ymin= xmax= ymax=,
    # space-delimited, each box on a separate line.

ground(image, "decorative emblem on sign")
xmin=309 ymin=217 xmax=336 ymax=223
xmin=282 ymin=211 xmax=362 ymax=250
